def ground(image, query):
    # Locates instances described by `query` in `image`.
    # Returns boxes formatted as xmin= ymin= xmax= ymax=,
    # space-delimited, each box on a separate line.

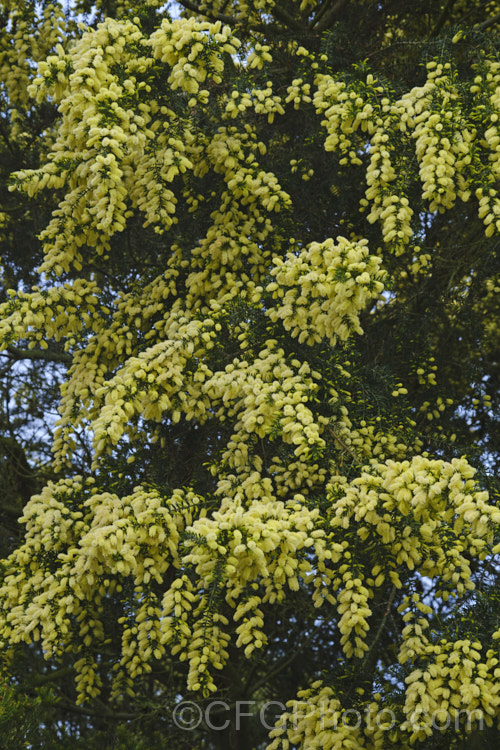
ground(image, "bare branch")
xmin=175 ymin=0 xmax=238 ymax=25
xmin=29 ymin=667 xmax=75 ymax=687
xmin=309 ymin=0 xmax=335 ymax=30
xmin=5 ymin=345 xmax=71 ymax=364
xmin=271 ymin=3 xmax=309 ymax=33
xmin=176 ymin=0 xmax=306 ymax=34
xmin=328 ymin=426 xmax=360 ymax=463
xmin=56 ymin=698 xmax=139 ymax=721
xmin=431 ymin=0 xmax=458 ymax=37
xmin=314 ymin=0 xmax=349 ymax=33
xmin=362 ymin=584 xmax=398 ymax=670
xmin=474 ymin=10 xmax=500 ymax=32
xmin=249 ymin=619 xmax=325 ymax=695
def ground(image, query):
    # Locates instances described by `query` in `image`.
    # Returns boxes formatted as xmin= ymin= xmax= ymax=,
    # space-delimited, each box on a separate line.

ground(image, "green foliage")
xmin=0 ymin=679 xmax=42 ymax=750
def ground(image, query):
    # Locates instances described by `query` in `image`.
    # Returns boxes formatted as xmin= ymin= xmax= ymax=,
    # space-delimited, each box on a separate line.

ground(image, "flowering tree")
xmin=1 ymin=1 xmax=500 ymax=748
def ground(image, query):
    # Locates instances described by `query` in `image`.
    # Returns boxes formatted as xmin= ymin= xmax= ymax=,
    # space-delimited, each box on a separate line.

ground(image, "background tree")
xmin=0 ymin=1 xmax=500 ymax=749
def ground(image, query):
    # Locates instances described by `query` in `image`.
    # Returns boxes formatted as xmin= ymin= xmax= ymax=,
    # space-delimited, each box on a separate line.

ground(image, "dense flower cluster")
xmin=313 ymin=60 xmax=500 ymax=249
xmin=267 ymin=236 xmax=386 ymax=346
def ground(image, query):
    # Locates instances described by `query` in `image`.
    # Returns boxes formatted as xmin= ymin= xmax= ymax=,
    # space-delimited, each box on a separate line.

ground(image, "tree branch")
xmin=56 ymin=698 xmax=139 ymax=721
xmin=360 ymin=585 xmax=397 ymax=672
xmin=327 ymin=426 xmax=360 ymax=463
xmin=176 ymin=0 xmax=305 ymax=34
xmin=175 ymin=0 xmax=238 ymax=25
xmin=249 ymin=620 xmax=325 ymax=695
xmin=430 ymin=0 xmax=458 ymax=37
xmin=29 ymin=666 xmax=75 ymax=687
xmin=474 ymin=10 xmax=500 ymax=32
xmin=5 ymin=345 xmax=71 ymax=364
xmin=314 ymin=0 xmax=349 ymax=33
xmin=309 ymin=0 xmax=335 ymax=30
xmin=271 ymin=3 xmax=308 ymax=33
